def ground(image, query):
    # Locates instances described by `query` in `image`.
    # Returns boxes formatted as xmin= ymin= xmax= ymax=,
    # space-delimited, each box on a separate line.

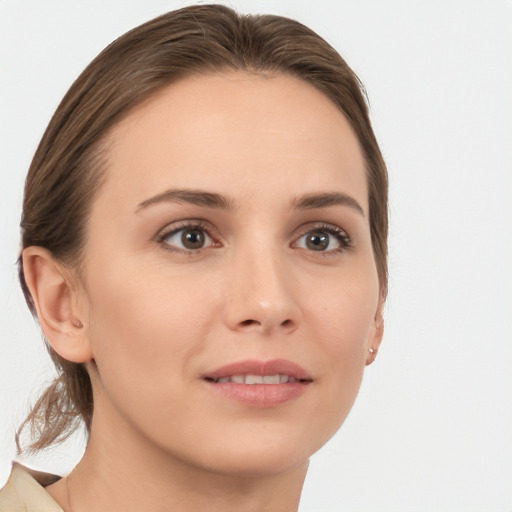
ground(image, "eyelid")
xmin=154 ymin=219 xmax=351 ymax=255
xmin=156 ymin=219 xmax=221 ymax=253
xmin=292 ymin=222 xmax=352 ymax=253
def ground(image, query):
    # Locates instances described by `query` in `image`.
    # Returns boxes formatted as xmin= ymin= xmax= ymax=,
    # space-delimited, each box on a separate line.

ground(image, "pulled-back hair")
xmin=17 ymin=4 xmax=388 ymax=452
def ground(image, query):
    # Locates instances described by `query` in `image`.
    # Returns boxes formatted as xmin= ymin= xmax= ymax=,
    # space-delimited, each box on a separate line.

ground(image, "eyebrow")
xmin=137 ymin=189 xmax=236 ymax=212
xmin=292 ymin=192 xmax=365 ymax=216
xmin=137 ymin=188 xmax=364 ymax=217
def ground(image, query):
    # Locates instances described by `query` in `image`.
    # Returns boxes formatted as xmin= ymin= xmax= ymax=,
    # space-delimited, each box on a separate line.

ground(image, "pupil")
xmin=306 ymin=231 xmax=329 ymax=251
xmin=182 ymin=229 xmax=205 ymax=249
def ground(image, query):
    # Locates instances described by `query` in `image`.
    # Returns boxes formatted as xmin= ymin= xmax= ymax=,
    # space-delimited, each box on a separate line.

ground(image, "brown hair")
xmin=17 ymin=3 xmax=388 ymax=452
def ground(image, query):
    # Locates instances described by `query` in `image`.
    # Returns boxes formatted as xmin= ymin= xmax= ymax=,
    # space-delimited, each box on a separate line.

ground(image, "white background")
xmin=1 ymin=1 xmax=511 ymax=510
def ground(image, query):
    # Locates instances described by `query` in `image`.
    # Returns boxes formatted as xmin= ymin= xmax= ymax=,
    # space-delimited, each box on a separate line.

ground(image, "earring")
xmin=72 ymin=319 xmax=83 ymax=328
xmin=366 ymin=346 xmax=378 ymax=366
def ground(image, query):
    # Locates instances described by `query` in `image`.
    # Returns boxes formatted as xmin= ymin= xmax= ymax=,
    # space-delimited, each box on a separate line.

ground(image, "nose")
xmin=223 ymin=245 xmax=302 ymax=336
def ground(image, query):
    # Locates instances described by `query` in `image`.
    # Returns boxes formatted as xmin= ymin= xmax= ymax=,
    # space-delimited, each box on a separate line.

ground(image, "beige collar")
xmin=0 ymin=463 xmax=63 ymax=511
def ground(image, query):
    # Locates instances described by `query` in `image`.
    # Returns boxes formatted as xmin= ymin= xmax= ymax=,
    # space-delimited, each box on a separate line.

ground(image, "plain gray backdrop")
xmin=1 ymin=1 xmax=511 ymax=510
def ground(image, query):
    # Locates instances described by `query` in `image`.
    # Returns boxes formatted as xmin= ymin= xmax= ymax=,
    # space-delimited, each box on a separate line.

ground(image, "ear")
xmin=22 ymin=246 xmax=93 ymax=363
xmin=366 ymin=293 xmax=385 ymax=366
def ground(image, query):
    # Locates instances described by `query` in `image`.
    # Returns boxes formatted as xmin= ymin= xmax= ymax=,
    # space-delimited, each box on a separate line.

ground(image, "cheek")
xmin=301 ymin=267 xmax=378 ymax=423
xmin=304 ymin=262 xmax=378 ymax=352
xmin=83 ymin=262 xmax=216 ymax=396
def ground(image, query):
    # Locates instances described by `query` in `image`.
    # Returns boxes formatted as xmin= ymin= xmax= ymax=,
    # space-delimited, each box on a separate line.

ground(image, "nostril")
xmin=240 ymin=319 xmax=260 ymax=327
xmin=235 ymin=317 xmax=297 ymax=332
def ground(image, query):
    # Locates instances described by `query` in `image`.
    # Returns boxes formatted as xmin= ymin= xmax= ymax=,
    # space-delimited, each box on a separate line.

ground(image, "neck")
xmin=46 ymin=403 xmax=309 ymax=512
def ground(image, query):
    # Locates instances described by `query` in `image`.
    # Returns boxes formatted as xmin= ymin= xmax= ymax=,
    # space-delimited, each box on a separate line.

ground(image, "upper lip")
xmin=203 ymin=359 xmax=313 ymax=381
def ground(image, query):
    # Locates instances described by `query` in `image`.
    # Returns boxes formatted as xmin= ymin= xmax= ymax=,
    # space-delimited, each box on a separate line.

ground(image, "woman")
xmin=0 ymin=4 xmax=387 ymax=511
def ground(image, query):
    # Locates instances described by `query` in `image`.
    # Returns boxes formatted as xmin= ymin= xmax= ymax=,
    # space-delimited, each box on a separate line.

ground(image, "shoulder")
xmin=0 ymin=463 xmax=63 ymax=512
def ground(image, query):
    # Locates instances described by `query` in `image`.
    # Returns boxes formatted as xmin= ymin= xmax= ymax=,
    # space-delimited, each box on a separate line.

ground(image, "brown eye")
xmin=161 ymin=225 xmax=214 ymax=252
xmin=181 ymin=229 xmax=206 ymax=249
xmin=304 ymin=230 xmax=330 ymax=251
xmin=294 ymin=226 xmax=351 ymax=253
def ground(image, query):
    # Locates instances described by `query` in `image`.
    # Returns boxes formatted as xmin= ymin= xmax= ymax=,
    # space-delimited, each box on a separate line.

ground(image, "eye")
xmin=294 ymin=225 xmax=351 ymax=253
xmin=158 ymin=222 xmax=217 ymax=253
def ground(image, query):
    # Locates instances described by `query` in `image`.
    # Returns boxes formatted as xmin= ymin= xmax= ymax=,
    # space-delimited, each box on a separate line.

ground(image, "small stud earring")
xmin=72 ymin=319 xmax=83 ymax=328
xmin=366 ymin=347 xmax=378 ymax=366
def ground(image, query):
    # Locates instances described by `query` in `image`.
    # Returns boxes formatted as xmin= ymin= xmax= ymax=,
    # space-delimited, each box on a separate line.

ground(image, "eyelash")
xmin=293 ymin=223 xmax=353 ymax=256
xmin=156 ymin=220 xmax=352 ymax=256
xmin=156 ymin=220 xmax=218 ymax=255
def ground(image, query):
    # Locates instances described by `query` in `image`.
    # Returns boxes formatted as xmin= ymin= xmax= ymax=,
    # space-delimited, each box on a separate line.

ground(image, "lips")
xmin=202 ymin=359 xmax=312 ymax=407
xmin=209 ymin=374 xmax=299 ymax=384
xmin=203 ymin=359 xmax=312 ymax=381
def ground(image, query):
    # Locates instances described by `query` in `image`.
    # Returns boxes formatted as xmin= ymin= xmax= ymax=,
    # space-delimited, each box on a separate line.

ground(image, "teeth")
xmin=245 ymin=375 xmax=263 ymax=384
xmin=214 ymin=374 xmax=299 ymax=384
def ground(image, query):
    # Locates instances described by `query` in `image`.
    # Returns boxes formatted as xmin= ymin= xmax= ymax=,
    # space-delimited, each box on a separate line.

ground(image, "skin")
xmin=24 ymin=71 xmax=384 ymax=512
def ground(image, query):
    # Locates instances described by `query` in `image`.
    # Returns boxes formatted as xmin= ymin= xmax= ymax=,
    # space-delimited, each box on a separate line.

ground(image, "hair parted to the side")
xmin=17 ymin=3 xmax=388 ymax=453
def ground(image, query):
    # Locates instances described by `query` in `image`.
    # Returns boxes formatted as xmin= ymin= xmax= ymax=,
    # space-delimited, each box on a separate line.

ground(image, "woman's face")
xmin=77 ymin=72 xmax=383 ymax=475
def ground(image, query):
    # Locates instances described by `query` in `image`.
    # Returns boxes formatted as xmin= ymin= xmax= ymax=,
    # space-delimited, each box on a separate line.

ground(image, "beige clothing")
xmin=0 ymin=464 xmax=63 ymax=511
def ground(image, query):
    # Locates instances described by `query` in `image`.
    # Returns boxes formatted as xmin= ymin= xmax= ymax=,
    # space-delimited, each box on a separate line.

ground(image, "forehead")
xmin=98 ymin=71 xmax=368 ymax=213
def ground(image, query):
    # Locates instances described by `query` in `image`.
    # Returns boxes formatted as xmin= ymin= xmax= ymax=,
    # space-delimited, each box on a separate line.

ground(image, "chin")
xmin=160 ymin=417 xmax=341 ymax=478
xmin=199 ymin=445 xmax=311 ymax=478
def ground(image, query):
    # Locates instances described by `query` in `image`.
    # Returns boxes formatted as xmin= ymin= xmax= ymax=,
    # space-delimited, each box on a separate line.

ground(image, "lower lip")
xmin=204 ymin=381 xmax=309 ymax=408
